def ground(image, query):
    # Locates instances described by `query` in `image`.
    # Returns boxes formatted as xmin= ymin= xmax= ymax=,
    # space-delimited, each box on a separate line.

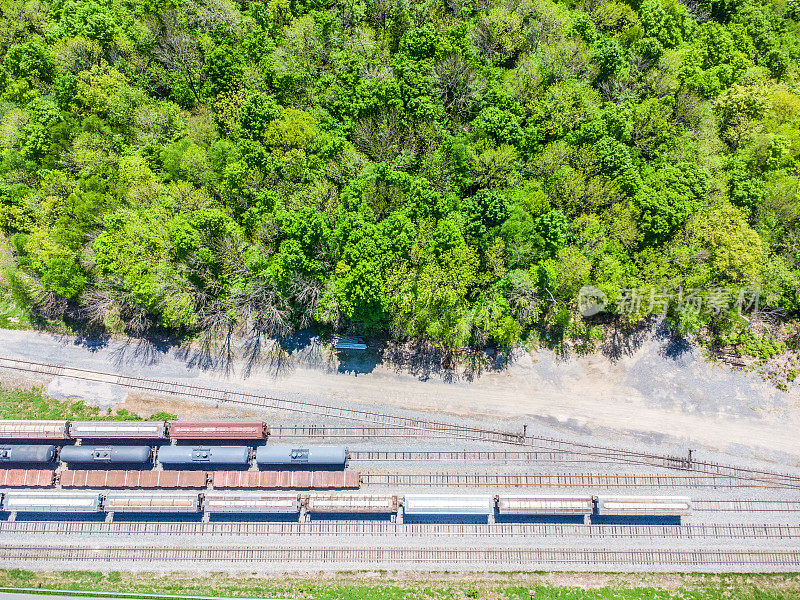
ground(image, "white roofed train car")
xmin=497 ymin=494 xmax=594 ymax=515
xmin=0 ymin=421 xmax=68 ymax=440
xmin=596 ymin=495 xmax=692 ymax=516
xmin=104 ymin=492 xmax=200 ymax=513
xmin=2 ymin=491 xmax=101 ymax=513
xmin=306 ymin=494 xmax=398 ymax=513
xmin=69 ymin=421 xmax=167 ymax=439
xmin=403 ymin=494 xmax=494 ymax=515
xmin=203 ymin=492 xmax=300 ymax=514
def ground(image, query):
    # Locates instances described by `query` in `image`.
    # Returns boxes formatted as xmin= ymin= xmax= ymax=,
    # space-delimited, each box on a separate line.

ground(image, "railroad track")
xmin=3 ymin=356 xmax=799 ymax=488
xmin=349 ymin=450 xmax=615 ymax=463
xmin=2 ymin=521 xmax=800 ymax=539
xmin=350 ymin=450 xmax=769 ymax=468
xmin=520 ymin=435 xmax=800 ymax=486
xmin=1 ymin=545 xmax=798 ymax=568
xmin=275 ymin=428 xmax=800 ymax=487
xmin=694 ymin=499 xmax=800 ymax=512
xmin=0 ymin=357 xmax=523 ymax=445
xmin=359 ymin=473 xmax=800 ymax=489
xmin=270 ymin=426 xmax=454 ymax=439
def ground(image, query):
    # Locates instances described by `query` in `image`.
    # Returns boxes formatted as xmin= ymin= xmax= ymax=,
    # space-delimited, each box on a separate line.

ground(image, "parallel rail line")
xmin=1 ymin=521 xmax=800 ymax=539
xmin=3 ymin=357 xmax=799 ymax=488
xmin=1 ymin=545 xmax=799 ymax=568
xmin=359 ymin=473 xmax=800 ymax=489
xmin=695 ymin=499 xmax=800 ymax=512
xmin=270 ymin=426 xmax=453 ymax=439
xmin=349 ymin=450 xmax=603 ymax=463
xmin=350 ymin=450 xmax=779 ymax=470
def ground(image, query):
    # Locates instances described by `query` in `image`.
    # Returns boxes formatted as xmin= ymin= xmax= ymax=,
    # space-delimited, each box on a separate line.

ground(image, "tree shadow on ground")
xmin=110 ymin=335 xmax=179 ymax=369
xmin=655 ymin=319 xmax=695 ymax=360
xmin=381 ymin=339 xmax=509 ymax=382
xmin=598 ymin=316 xmax=654 ymax=361
xmin=335 ymin=349 xmax=381 ymax=376
xmin=239 ymin=336 xmax=298 ymax=379
xmin=70 ymin=330 xmax=112 ymax=351
xmin=381 ymin=339 xmax=445 ymax=381
xmin=27 ymin=308 xmax=513 ymax=384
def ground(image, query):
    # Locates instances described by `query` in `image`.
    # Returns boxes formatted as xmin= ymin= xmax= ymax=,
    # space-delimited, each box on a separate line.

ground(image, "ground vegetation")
xmin=0 ymin=383 xmax=176 ymax=420
xmin=0 ymin=570 xmax=799 ymax=600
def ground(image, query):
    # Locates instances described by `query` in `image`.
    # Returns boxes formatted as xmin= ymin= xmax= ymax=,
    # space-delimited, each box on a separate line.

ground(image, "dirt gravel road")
xmin=0 ymin=328 xmax=797 ymax=464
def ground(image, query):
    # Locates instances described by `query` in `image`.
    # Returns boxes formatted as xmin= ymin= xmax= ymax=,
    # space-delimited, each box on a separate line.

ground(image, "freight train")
xmin=0 ymin=421 xmax=693 ymax=523
xmin=0 ymin=490 xmax=692 ymax=519
xmin=0 ymin=420 xmax=268 ymax=440
xmin=0 ymin=443 xmax=349 ymax=469
xmin=0 ymin=420 xmax=349 ymax=469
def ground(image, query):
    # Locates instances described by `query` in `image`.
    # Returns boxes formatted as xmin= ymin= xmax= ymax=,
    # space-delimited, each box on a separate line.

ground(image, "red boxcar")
xmin=0 ymin=468 xmax=54 ymax=487
xmin=168 ymin=421 xmax=266 ymax=440
xmin=60 ymin=469 xmax=207 ymax=489
xmin=211 ymin=470 xmax=360 ymax=489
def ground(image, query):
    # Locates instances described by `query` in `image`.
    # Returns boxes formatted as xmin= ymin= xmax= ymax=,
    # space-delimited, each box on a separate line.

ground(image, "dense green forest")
xmin=0 ymin=0 xmax=798 ymax=353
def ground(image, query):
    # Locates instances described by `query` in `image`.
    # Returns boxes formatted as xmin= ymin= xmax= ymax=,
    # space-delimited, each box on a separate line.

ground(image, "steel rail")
xmin=278 ymin=426 xmax=800 ymax=486
xmin=273 ymin=427 xmax=800 ymax=486
xmin=358 ymin=472 xmax=799 ymax=489
xmin=0 ymin=357 xmax=523 ymax=444
xmin=2 ymin=356 xmax=799 ymax=488
xmin=1 ymin=521 xmax=800 ymax=539
xmin=694 ymin=499 xmax=800 ymax=511
xmin=347 ymin=450 xmax=613 ymax=463
xmin=1 ymin=545 xmax=799 ymax=568
xmin=270 ymin=426 xmax=454 ymax=439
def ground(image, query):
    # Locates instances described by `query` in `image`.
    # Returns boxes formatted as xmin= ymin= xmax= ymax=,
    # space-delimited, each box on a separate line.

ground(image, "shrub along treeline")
xmin=0 ymin=0 xmax=798 ymax=352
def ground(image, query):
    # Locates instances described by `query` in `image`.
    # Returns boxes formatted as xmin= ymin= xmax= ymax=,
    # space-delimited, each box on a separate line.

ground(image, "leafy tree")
xmin=713 ymin=83 xmax=770 ymax=148
xmin=535 ymin=81 xmax=602 ymax=141
xmin=639 ymin=0 xmax=694 ymax=49
xmin=595 ymin=136 xmax=633 ymax=176
xmin=25 ymin=228 xmax=89 ymax=299
xmin=460 ymin=189 xmax=510 ymax=241
xmin=631 ymin=97 xmax=675 ymax=158
xmin=688 ymin=201 xmax=765 ymax=282
xmin=472 ymin=291 xmax=521 ymax=347
xmin=473 ymin=6 xmax=526 ymax=66
xmin=594 ymin=36 xmax=627 ymax=81
xmin=472 ymin=106 xmax=524 ymax=148
xmin=4 ymin=38 xmax=55 ymax=83
xmin=240 ymin=95 xmax=282 ymax=141
xmin=204 ymin=45 xmax=245 ymax=97
xmin=633 ymin=37 xmax=665 ymax=66
xmin=570 ymin=11 xmax=598 ymax=44
xmin=263 ymin=108 xmax=319 ymax=149
xmin=0 ymin=182 xmax=35 ymax=234
xmin=388 ymin=244 xmax=480 ymax=348
xmin=535 ymin=209 xmax=571 ymax=255
xmin=636 ymin=163 xmax=709 ymax=244
xmin=95 ymin=209 xmax=185 ymax=323
xmin=399 ymin=24 xmax=437 ymax=60
xmin=550 ymin=245 xmax=592 ymax=299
